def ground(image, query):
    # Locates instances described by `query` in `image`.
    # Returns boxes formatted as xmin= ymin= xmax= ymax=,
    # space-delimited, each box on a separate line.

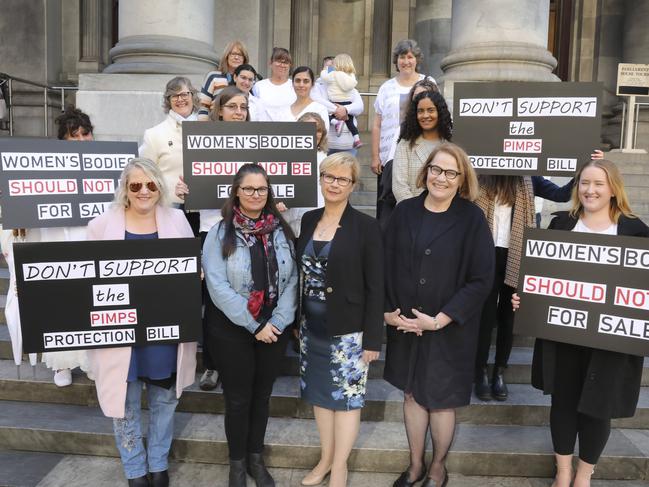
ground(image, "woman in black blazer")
xmin=296 ymin=152 xmax=384 ymax=487
xmin=513 ymin=159 xmax=649 ymax=487
xmin=384 ymin=143 xmax=495 ymax=487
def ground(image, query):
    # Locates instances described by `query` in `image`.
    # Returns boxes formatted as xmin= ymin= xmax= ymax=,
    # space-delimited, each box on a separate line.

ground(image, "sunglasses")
xmin=128 ymin=181 xmax=158 ymax=192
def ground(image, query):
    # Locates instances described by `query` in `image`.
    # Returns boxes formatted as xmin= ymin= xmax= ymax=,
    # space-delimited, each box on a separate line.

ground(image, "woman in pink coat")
xmin=87 ymin=157 xmax=197 ymax=487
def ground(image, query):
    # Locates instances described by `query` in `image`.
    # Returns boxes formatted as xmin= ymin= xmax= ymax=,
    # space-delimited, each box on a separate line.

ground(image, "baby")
xmin=319 ymin=53 xmax=362 ymax=148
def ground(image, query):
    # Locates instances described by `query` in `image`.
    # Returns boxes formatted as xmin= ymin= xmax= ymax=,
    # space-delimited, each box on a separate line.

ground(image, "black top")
xmin=296 ymin=203 xmax=385 ymax=351
xmin=531 ymin=211 xmax=649 ymax=419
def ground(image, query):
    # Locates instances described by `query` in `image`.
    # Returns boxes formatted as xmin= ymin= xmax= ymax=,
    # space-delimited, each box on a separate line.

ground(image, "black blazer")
xmin=296 ymin=203 xmax=385 ymax=351
xmin=532 ymin=211 xmax=649 ymax=419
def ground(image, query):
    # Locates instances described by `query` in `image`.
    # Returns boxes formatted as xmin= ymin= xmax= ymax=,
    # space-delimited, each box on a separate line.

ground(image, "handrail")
xmin=0 ymin=72 xmax=78 ymax=137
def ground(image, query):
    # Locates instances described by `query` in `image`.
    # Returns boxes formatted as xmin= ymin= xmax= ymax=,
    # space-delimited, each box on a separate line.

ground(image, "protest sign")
xmin=0 ymin=138 xmax=137 ymax=228
xmin=514 ymin=228 xmax=649 ymax=356
xmin=182 ymin=121 xmax=317 ymax=209
xmin=15 ymin=238 xmax=202 ymax=353
xmin=453 ymin=82 xmax=602 ymax=176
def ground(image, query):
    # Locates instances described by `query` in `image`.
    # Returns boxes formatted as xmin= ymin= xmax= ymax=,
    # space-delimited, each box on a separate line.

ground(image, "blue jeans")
xmin=113 ymin=380 xmax=179 ymax=479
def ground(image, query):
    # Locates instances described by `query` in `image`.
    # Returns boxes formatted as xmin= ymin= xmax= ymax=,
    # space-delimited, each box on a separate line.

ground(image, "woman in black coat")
xmin=296 ymin=152 xmax=384 ymax=487
xmin=514 ymin=159 xmax=649 ymax=487
xmin=384 ymin=142 xmax=495 ymax=487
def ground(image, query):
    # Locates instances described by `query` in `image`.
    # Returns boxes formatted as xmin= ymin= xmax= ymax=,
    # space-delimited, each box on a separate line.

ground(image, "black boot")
xmin=128 ymin=475 xmax=150 ymax=487
xmin=247 ymin=452 xmax=275 ymax=487
xmin=229 ymin=458 xmax=248 ymax=487
xmin=150 ymin=470 xmax=169 ymax=487
xmin=492 ymin=366 xmax=508 ymax=401
xmin=474 ymin=366 xmax=491 ymax=401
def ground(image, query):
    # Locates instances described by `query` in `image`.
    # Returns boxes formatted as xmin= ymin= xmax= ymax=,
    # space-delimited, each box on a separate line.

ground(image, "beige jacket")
xmin=392 ymin=137 xmax=440 ymax=203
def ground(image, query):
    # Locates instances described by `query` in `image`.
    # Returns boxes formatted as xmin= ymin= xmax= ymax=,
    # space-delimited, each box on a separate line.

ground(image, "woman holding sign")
xmin=87 ymin=158 xmax=197 ymax=487
xmin=512 ymin=159 xmax=649 ymax=487
xmin=202 ymin=163 xmax=298 ymax=487
xmin=384 ymin=143 xmax=494 ymax=487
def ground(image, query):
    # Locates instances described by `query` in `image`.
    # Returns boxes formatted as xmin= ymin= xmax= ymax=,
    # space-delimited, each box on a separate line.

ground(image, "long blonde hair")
xmin=569 ymin=159 xmax=635 ymax=222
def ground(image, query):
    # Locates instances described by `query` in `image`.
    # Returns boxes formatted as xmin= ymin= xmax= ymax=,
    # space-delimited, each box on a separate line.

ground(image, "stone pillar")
xmin=291 ymin=0 xmax=317 ymax=69
xmin=104 ymin=0 xmax=218 ymax=74
xmin=440 ymin=0 xmax=558 ymax=84
xmin=414 ymin=0 xmax=452 ymax=80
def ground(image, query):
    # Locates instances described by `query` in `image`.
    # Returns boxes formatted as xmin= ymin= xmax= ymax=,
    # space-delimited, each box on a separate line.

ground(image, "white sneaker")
xmin=53 ymin=369 xmax=72 ymax=387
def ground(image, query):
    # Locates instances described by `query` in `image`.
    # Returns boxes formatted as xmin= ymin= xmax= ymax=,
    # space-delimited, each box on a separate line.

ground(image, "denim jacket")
xmin=202 ymin=221 xmax=298 ymax=334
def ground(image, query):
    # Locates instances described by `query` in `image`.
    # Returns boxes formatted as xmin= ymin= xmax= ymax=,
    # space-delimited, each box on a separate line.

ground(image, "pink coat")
xmin=86 ymin=205 xmax=198 ymax=418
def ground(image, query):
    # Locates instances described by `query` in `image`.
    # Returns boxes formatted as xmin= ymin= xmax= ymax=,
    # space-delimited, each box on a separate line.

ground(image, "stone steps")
xmin=2 ymin=360 xmax=649 ymax=429
xmin=2 ymin=400 xmax=649 ymax=480
xmin=4 ymin=450 xmax=648 ymax=487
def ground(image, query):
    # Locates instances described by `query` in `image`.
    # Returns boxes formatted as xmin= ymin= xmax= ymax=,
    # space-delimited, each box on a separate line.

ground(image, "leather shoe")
xmin=420 ymin=470 xmax=448 ymax=487
xmin=229 ymin=458 xmax=247 ymax=487
xmin=492 ymin=366 xmax=508 ymax=401
xmin=150 ymin=470 xmax=169 ymax=487
xmin=128 ymin=475 xmax=150 ymax=487
xmin=199 ymin=369 xmax=219 ymax=391
xmin=392 ymin=468 xmax=425 ymax=487
xmin=474 ymin=366 xmax=491 ymax=401
xmin=247 ymin=452 xmax=275 ymax=487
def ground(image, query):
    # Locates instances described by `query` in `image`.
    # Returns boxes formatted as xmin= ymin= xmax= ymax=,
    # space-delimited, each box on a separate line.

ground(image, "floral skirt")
xmin=299 ymin=298 xmax=368 ymax=410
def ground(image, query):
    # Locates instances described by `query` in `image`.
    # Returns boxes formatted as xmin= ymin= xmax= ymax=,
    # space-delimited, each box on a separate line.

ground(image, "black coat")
xmin=383 ymin=193 xmax=495 ymax=408
xmin=296 ymin=203 xmax=385 ymax=352
xmin=531 ymin=211 xmax=649 ymax=419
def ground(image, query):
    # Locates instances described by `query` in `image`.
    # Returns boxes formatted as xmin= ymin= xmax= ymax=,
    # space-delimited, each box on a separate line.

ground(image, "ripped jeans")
xmin=113 ymin=380 xmax=178 ymax=479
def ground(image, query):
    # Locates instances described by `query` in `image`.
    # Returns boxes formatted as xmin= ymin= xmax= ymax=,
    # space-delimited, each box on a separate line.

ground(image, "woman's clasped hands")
xmin=384 ymin=308 xmax=451 ymax=335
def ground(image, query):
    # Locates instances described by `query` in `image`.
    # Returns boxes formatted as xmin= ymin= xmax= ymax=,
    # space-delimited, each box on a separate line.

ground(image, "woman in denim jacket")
xmin=202 ymin=163 xmax=298 ymax=487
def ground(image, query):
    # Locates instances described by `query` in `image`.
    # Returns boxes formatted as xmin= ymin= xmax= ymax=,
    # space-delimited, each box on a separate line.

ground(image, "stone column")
xmin=104 ymin=0 xmax=218 ymax=74
xmin=440 ymin=0 xmax=558 ymax=83
xmin=414 ymin=0 xmax=452 ymax=80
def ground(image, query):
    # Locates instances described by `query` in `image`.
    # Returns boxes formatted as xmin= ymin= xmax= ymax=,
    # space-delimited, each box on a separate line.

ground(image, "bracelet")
xmin=432 ymin=316 xmax=440 ymax=330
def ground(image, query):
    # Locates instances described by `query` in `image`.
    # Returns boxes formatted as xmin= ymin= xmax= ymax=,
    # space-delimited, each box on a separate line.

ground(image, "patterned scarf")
xmin=476 ymin=176 xmax=535 ymax=288
xmin=233 ymin=205 xmax=281 ymax=321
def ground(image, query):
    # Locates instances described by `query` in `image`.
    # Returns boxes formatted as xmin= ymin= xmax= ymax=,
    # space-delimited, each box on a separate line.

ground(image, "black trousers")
xmin=550 ymin=342 xmax=611 ymax=464
xmin=199 ymin=230 xmax=216 ymax=370
xmin=205 ymin=302 xmax=287 ymax=460
xmin=474 ymin=247 xmax=515 ymax=376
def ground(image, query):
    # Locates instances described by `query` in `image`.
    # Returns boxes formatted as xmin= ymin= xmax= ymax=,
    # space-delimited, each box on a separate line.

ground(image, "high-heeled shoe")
xmin=392 ymin=468 xmax=425 ymax=487
xmin=301 ymin=465 xmax=331 ymax=485
xmin=420 ymin=469 xmax=448 ymax=487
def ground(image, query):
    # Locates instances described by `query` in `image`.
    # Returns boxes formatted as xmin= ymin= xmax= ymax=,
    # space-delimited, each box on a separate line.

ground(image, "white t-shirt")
xmin=573 ymin=219 xmax=618 ymax=235
xmin=374 ymin=75 xmax=435 ymax=164
xmin=252 ymin=79 xmax=297 ymax=110
xmin=492 ymin=202 xmax=513 ymax=248
xmin=248 ymin=94 xmax=268 ymax=122
xmin=265 ymin=101 xmax=330 ymax=133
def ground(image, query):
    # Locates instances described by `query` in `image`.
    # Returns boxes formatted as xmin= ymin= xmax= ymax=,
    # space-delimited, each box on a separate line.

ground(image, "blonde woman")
xmin=513 ymin=159 xmax=649 ymax=487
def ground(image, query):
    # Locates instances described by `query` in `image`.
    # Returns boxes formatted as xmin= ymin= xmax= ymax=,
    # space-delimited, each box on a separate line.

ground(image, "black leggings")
xmin=205 ymin=303 xmax=287 ymax=460
xmin=474 ymin=247 xmax=515 ymax=375
xmin=330 ymin=101 xmax=359 ymax=136
xmin=550 ymin=342 xmax=611 ymax=464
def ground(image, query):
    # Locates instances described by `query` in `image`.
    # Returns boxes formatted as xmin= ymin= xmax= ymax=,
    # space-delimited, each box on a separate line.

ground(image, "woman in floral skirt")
xmin=296 ymin=152 xmax=384 ymax=487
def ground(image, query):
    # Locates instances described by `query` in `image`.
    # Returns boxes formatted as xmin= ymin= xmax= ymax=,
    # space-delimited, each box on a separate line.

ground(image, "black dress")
xmin=383 ymin=193 xmax=495 ymax=409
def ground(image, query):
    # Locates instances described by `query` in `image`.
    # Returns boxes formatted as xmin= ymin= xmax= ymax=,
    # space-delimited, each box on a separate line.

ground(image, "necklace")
xmin=316 ymin=219 xmax=339 ymax=238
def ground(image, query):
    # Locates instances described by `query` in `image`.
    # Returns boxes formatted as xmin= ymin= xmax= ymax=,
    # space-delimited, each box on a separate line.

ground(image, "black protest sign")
xmin=514 ymin=228 xmax=649 ymax=357
xmin=15 ymin=238 xmax=202 ymax=353
xmin=182 ymin=121 xmax=317 ymax=209
xmin=453 ymin=82 xmax=602 ymax=176
xmin=0 ymin=138 xmax=137 ymax=229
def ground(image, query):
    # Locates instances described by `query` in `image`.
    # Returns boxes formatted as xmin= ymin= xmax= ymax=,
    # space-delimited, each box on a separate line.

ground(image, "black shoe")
xmin=420 ymin=470 xmax=448 ymax=487
xmin=474 ymin=366 xmax=492 ymax=401
xmin=492 ymin=366 xmax=508 ymax=401
xmin=392 ymin=468 xmax=426 ymax=487
xmin=229 ymin=458 xmax=248 ymax=487
xmin=128 ymin=475 xmax=150 ymax=487
xmin=150 ymin=470 xmax=169 ymax=487
xmin=247 ymin=452 xmax=275 ymax=487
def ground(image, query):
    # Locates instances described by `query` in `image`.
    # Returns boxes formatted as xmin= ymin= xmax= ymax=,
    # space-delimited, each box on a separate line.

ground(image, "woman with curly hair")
xmin=392 ymin=90 xmax=452 ymax=204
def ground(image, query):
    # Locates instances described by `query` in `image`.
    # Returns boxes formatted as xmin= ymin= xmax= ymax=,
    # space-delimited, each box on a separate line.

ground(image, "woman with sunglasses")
xmin=87 ymin=158 xmax=197 ymax=487
xmin=384 ymin=143 xmax=494 ymax=487
xmin=202 ymin=163 xmax=298 ymax=487
xmin=296 ymin=152 xmax=384 ymax=487
xmin=252 ymin=47 xmax=296 ymax=111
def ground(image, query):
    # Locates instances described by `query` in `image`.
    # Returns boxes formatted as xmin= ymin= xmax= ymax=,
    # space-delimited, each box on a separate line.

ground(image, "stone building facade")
xmin=0 ymin=0 xmax=647 ymax=148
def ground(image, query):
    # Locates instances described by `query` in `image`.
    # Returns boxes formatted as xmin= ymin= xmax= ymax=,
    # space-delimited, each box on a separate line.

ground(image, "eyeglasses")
xmin=239 ymin=186 xmax=269 ymax=196
xmin=223 ymin=103 xmax=248 ymax=112
xmin=428 ymin=165 xmax=460 ymax=180
xmin=320 ymin=173 xmax=353 ymax=187
xmin=274 ymin=59 xmax=291 ymax=66
xmin=128 ymin=181 xmax=158 ymax=192
xmin=229 ymin=52 xmax=244 ymax=58
xmin=170 ymin=91 xmax=192 ymax=101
